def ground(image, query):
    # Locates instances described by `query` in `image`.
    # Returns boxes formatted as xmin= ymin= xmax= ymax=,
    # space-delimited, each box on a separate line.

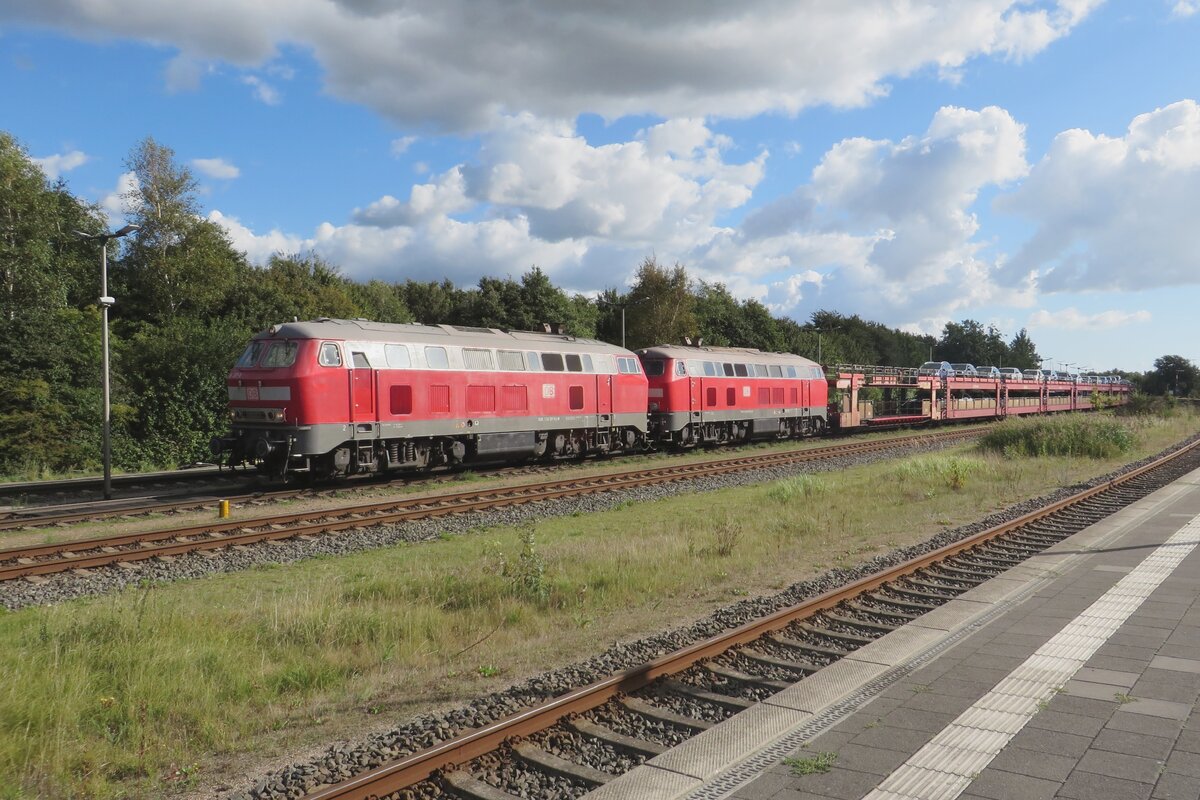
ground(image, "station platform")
xmin=585 ymin=466 xmax=1200 ymax=800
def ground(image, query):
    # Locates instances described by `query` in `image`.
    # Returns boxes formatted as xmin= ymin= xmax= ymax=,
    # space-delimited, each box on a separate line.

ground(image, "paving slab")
xmin=582 ymin=462 xmax=1200 ymax=800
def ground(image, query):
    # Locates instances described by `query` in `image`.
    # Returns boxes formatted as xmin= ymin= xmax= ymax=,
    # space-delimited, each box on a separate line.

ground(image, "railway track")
xmin=285 ymin=436 xmax=1200 ymax=800
xmin=0 ymin=465 xmax=230 ymax=506
xmin=0 ymin=428 xmax=981 ymax=583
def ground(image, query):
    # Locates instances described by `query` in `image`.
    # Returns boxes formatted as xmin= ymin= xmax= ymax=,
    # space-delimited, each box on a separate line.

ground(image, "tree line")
xmin=4 ymin=130 xmax=1142 ymax=476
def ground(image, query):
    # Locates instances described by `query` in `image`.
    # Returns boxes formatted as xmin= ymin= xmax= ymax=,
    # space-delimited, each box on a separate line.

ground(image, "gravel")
xmin=1 ymin=434 xmax=974 ymax=610
xmin=22 ymin=432 xmax=1200 ymax=800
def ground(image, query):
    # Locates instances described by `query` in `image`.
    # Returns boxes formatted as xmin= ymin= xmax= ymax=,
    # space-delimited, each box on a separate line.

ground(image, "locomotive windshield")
xmin=261 ymin=340 xmax=299 ymax=368
xmin=643 ymin=359 xmax=665 ymax=376
xmin=236 ymin=341 xmax=265 ymax=368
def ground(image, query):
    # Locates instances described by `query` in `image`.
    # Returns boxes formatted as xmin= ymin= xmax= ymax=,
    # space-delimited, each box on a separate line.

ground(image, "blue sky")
xmin=2 ymin=0 xmax=1198 ymax=371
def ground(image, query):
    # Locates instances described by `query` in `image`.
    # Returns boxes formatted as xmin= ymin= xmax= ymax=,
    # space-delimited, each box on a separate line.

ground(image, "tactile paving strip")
xmin=864 ymin=514 xmax=1200 ymax=800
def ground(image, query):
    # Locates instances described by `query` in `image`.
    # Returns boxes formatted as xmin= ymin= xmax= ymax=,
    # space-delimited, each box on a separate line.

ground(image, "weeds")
xmin=979 ymin=415 xmax=1137 ymax=459
xmin=892 ymin=455 xmax=985 ymax=490
xmin=767 ymin=474 xmax=828 ymax=503
xmin=784 ymin=751 xmax=838 ymax=775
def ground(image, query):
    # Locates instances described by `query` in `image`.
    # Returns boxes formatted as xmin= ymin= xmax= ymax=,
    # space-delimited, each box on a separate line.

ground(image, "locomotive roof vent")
xmin=542 ymin=322 xmax=568 ymax=335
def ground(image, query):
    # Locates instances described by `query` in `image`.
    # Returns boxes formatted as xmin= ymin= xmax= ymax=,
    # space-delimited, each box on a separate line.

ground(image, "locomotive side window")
xmin=722 ymin=363 xmax=734 ymax=377
xmin=582 ymin=354 xmax=594 ymax=372
xmin=425 ymin=346 xmax=449 ymax=369
xmin=703 ymin=361 xmax=717 ymax=377
xmin=734 ymin=363 xmax=748 ymax=377
xmin=318 ymin=342 xmax=343 ymax=367
xmin=643 ymin=359 xmax=665 ymax=376
xmin=262 ymin=341 xmax=299 ymax=368
xmin=565 ymin=354 xmax=583 ymax=372
xmin=769 ymin=365 xmax=782 ymax=377
xmin=755 ymin=364 xmax=768 ymax=377
xmin=384 ymin=345 xmax=410 ymax=369
xmin=786 ymin=366 xmax=797 ymax=378
xmin=675 ymin=361 xmax=687 ymax=376
xmin=463 ymin=348 xmax=495 ymax=370
xmin=352 ymin=351 xmax=370 ymax=369
xmin=542 ymin=353 xmax=565 ymax=371
xmin=237 ymin=341 xmax=265 ymax=367
xmin=498 ymin=350 xmax=525 ymax=371
xmin=526 ymin=351 xmax=541 ymax=371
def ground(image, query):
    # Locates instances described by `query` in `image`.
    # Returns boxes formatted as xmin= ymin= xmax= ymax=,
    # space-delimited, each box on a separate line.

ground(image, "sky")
xmin=2 ymin=0 xmax=1198 ymax=372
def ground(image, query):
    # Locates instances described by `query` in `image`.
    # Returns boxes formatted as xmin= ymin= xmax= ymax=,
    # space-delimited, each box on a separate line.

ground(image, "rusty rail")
xmin=0 ymin=428 xmax=981 ymax=581
xmin=298 ymin=436 xmax=1200 ymax=800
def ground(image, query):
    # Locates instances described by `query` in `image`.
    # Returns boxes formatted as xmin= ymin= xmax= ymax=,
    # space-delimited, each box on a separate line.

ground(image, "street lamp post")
xmin=76 ymin=224 xmax=139 ymax=500
xmin=596 ymin=297 xmax=646 ymax=350
xmin=810 ymin=327 xmax=839 ymax=365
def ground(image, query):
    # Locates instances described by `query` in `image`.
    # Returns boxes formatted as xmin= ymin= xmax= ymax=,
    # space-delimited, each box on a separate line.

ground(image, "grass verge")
xmin=0 ymin=412 xmax=1194 ymax=799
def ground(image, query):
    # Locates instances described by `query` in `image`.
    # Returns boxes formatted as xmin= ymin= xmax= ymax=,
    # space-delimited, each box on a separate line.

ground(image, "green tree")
xmin=624 ymin=256 xmax=696 ymax=350
xmin=1143 ymin=355 xmax=1198 ymax=396
xmin=1007 ymin=328 xmax=1040 ymax=371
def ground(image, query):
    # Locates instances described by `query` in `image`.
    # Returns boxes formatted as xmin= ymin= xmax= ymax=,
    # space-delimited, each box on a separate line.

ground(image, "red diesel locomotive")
xmin=212 ymin=319 xmax=649 ymax=478
xmin=636 ymin=344 xmax=828 ymax=445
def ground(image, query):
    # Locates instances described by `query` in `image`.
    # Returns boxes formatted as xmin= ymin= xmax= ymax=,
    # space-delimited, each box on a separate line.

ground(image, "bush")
xmin=891 ymin=455 xmax=985 ymax=490
xmin=767 ymin=474 xmax=828 ymax=503
xmin=979 ymin=415 xmax=1136 ymax=459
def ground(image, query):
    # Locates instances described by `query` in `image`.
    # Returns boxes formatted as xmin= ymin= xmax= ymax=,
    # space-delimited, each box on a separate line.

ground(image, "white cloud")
xmin=998 ymin=99 xmax=1200 ymax=293
xmin=390 ymin=136 xmax=417 ymax=156
xmin=191 ymin=157 xmax=241 ymax=180
xmin=688 ymin=105 xmax=1032 ymax=326
xmin=99 ymin=171 xmax=139 ymax=229
xmin=0 ymin=1 xmax=1100 ymax=133
xmin=1028 ymin=307 xmax=1152 ymax=329
xmin=241 ymin=74 xmax=280 ymax=105
xmin=208 ymin=116 xmax=763 ymax=288
xmin=33 ymin=150 xmax=88 ymax=179
xmin=1172 ymin=1 xmax=1200 ymax=18
xmin=165 ymin=53 xmax=207 ymax=92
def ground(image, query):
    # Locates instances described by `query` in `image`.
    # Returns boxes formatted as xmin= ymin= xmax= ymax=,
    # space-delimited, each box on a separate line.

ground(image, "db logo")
xmin=246 ymin=386 xmax=260 ymax=401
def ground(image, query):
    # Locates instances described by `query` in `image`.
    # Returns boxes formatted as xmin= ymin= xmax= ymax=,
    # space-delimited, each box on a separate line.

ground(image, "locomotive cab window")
xmin=425 ymin=346 xmax=449 ymax=369
xmin=352 ymin=351 xmax=371 ymax=369
xmin=675 ymin=361 xmax=687 ymax=376
xmin=318 ymin=342 xmax=343 ymax=367
xmin=237 ymin=341 xmax=265 ymax=368
xmin=643 ymin=359 xmax=665 ymax=376
xmin=582 ymin=354 xmax=594 ymax=372
xmin=565 ymin=354 xmax=583 ymax=372
xmin=262 ymin=341 xmax=299 ymax=368
xmin=542 ymin=353 xmax=565 ymax=371
xmin=526 ymin=351 xmax=541 ymax=371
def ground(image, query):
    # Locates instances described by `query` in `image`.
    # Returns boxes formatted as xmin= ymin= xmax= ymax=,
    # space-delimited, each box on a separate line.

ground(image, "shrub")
xmin=979 ymin=415 xmax=1136 ymax=459
xmin=767 ymin=475 xmax=828 ymax=503
xmin=891 ymin=455 xmax=985 ymax=490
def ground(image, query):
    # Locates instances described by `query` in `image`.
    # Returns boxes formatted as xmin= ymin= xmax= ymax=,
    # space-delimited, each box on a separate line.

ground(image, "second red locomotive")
xmin=636 ymin=344 xmax=828 ymax=446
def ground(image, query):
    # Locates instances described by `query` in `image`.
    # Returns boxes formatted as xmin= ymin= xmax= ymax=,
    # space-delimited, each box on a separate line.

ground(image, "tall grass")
xmin=979 ymin=415 xmax=1137 ymax=458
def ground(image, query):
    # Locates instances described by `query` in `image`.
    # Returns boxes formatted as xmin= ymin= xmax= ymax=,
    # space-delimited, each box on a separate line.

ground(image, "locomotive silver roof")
xmin=256 ymin=318 xmax=635 ymax=355
xmin=637 ymin=343 xmax=821 ymax=369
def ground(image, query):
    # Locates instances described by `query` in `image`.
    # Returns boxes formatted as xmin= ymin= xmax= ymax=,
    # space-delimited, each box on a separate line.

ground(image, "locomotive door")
xmin=350 ymin=351 xmax=376 ymax=423
xmin=596 ymin=374 xmax=612 ymax=425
